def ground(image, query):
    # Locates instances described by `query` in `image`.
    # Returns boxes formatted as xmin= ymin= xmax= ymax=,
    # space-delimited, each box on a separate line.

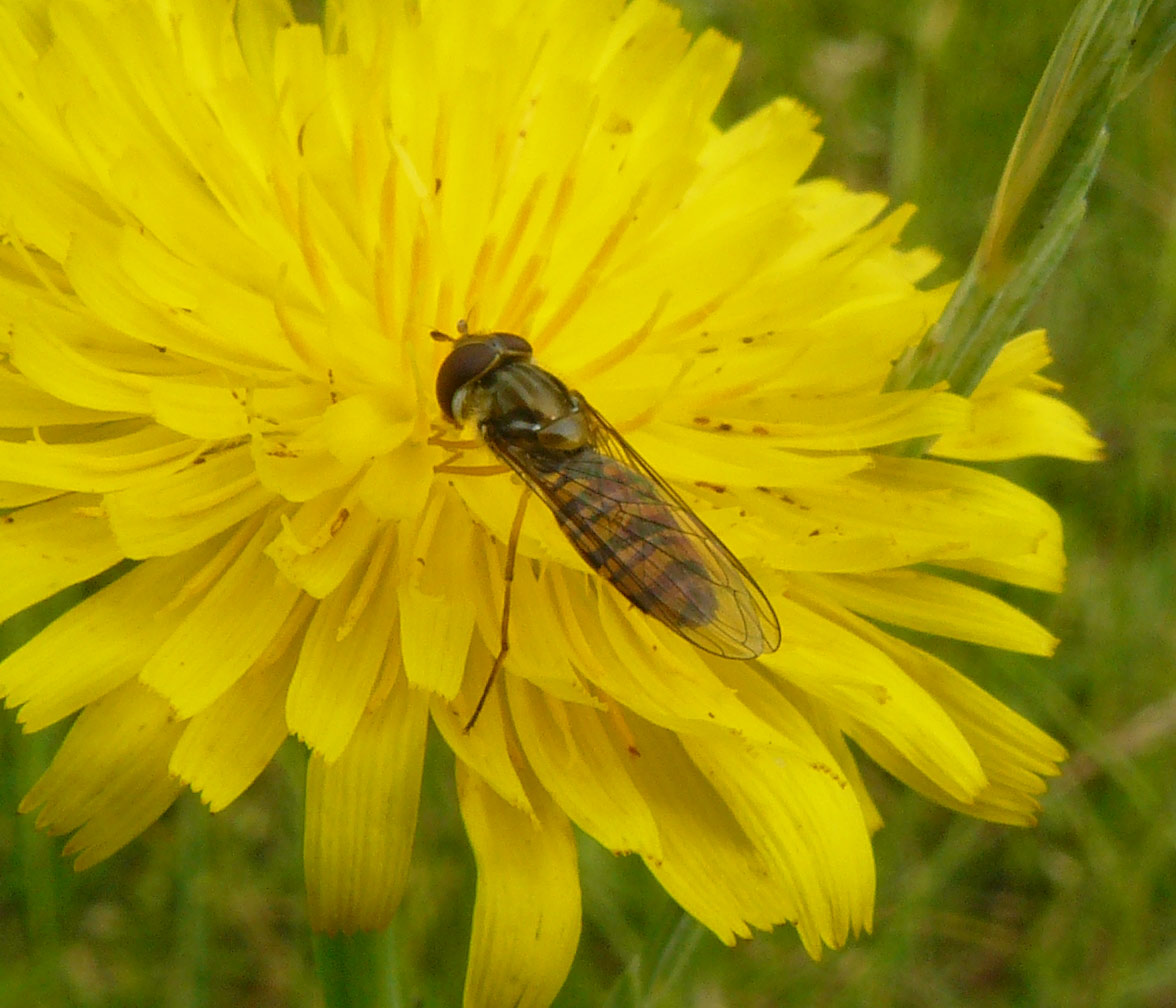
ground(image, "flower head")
xmin=0 ymin=0 xmax=1101 ymax=1003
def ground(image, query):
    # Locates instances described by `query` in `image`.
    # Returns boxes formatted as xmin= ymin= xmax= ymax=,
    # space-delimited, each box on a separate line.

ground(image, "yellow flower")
xmin=0 ymin=0 xmax=1101 ymax=1004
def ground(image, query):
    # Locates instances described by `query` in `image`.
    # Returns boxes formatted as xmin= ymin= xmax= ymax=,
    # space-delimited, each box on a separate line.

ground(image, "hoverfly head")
xmin=433 ymin=327 xmax=534 ymax=423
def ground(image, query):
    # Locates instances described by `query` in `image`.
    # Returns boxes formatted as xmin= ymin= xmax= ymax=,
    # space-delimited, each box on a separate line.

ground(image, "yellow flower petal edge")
xmin=458 ymin=759 xmax=581 ymax=1008
xmin=933 ymin=331 xmax=1104 ymax=461
xmin=305 ymin=676 xmax=430 ymax=933
xmin=18 ymin=680 xmax=185 ymax=871
xmin=0 ymin=0 xmax=1099 ymax=1002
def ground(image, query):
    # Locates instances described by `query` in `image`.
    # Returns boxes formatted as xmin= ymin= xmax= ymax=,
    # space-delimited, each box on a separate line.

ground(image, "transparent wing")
xmin=484 ymin=400 xmax=781 ymax=659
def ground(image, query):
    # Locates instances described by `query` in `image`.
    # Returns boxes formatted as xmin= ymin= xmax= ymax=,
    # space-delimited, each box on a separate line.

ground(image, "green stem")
xmin=175 ymin=794 xmax=211 ymax=1008
xmin=14 ymin=724 xmax=67 ymax=999
xmin=313 ymin=928 xmax=401 ymax=1008
xmin=886 ymin=0 xmax=1169 ymax=449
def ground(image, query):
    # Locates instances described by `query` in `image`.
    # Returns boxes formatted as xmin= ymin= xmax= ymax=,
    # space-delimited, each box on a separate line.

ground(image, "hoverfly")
xmin=433 ymin=326 xmax=781 ymax=728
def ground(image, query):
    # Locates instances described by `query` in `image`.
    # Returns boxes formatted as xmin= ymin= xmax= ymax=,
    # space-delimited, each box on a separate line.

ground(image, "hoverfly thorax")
xmin=435 ymin=332 xmax=591 ymax=454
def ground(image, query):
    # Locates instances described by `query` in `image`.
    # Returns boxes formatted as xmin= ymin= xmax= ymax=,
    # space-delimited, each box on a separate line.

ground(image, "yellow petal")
xmin=784 ymin=455 xmax=1066 ymax=592
xmin=398 ymin=489 xmax=478 ymax=698
xmin=934 ymin=387 xmax=1104 ymax=461
xmin=761 ymin=589 xmax=988 ymax=804
xmin=693 ymin=663 xmax=876 ymax=947
xmin=286 ymin=528 xmax=399 ymax=761
xmin=471 ymin=559 xmax=589 ymax=704
xmin=397 ymin=582 xmax=478 ymax=699
xmin=355 ymin=441 xmax=433 ymax=522
xmin=974 ymin=330 xmax=1056 ymax=391
xmin=265 ymin=492 xmax=382 ymax=599
xmin=683 ymin=725 xmax=875 ymax=954
xmin=0 ymin=369 xmax=117 ymax=426
xmin=1 ymin=546 xmax=215 ymax=731
xmin=148 ymin=381 xmax=252 ymax=440
xmin=697 ymin=96 xmax=822 ymax=210
xmin=0 ymin=423 xmax=204 ymax=493
xmin=932 ymin=330 xmax=1104 ymax=461
xmin=142 ymin=513 xmax=304 ymax=717
xmin=565 ymin=573 xmax=797 ymax=752
xmin=506 ymin=676 xmax=661 ymax=857
xmin=630 ymin=420 xmax=871 ymax=489
xmin=103 ymin=444 xmax=276 ymax=557
xmin=795 ymin=694 xmax=885 ymax=833
xmin=458 ymin=760 xmax=580 ymax=1008
xmin=0 ymin=483 xmax=62 ymax=508
xmin=66 ymin=226 xmax=269 ymax=369
xmin=432 ymin=652 xmax=533 ymax=817
xmin=318 ymin=392 xmax=414 ymax=468
xmin=621 ymin=718 xmax=796 ymax=943
xmin=9 ymin=312 xmax=151 ymax=414
xmin=814 ymin=569 xmax=1059 ymax=655
xmin=170 ymin=656 xmax=294 ymax=813
xmin=19 ymin=680 xmax=184 ymax=870
xmin=665 ymin=387 xmax=970 ymax=452
xmin=0 ymin=494 xmax=124 ymax=625
xmin=305 ymin=676 xmax=430 ymax=932
xmin=847 ymin=619 xmax=1065 ymax=825
xmin=250 ymin=425 xmax=360 ymax=503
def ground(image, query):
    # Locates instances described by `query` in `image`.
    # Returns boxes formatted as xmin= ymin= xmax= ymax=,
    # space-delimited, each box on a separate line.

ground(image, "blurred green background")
xmin=2 ymin=1 xmax=1174 ymax=1005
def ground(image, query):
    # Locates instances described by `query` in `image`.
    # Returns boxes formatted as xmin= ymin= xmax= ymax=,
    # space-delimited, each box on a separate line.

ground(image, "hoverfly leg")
xmin=434 ymin=457 xmax=511 ymax=476
xmin=430 ymin=461 xmax=508 ymax=475
xmin=463 ymin=489 xmax=532 ymax=732
xmin=431 ymin=429 xmax=510 ymax=476
xmin=427 ymin=431 xmax=482 ymax=450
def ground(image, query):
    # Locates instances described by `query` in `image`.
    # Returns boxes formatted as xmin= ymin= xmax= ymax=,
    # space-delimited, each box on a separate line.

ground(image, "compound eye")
xmin=435 ymin=339 xmax=500 ymax=420
xmin=489 ymin=332 xmax=533 ymax=357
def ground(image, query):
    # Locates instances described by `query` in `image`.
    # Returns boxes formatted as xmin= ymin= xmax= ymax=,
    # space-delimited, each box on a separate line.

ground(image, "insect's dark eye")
xmin=435 ymin=333 xmax=534 ymax=421
xmin=436 ymin=340 xmax=499 ymax=420
xmin=488 ymin=332 xmax=533 ymax=357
